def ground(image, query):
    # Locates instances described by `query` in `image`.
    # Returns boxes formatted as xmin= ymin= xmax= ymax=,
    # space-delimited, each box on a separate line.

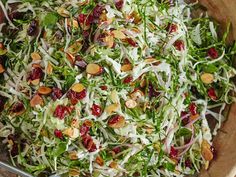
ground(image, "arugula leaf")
xmin=51 ymin=142 xmax=67 ymax=157
xmin=42 ymin=13 xmax=58 ymax=27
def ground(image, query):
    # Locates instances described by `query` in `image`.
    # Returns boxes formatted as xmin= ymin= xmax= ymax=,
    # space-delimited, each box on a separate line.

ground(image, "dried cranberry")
xmin=207 ymin=47 xmax=218 ymax=59
xmin=93 ymin=5 xmax=104 ymax=22
xmin=108 ymin=115 xmax=121 ymax=125
xmin=100 ymin=85 xmax=108 ymax=90
xmin=148 ymin=84 xmax=159 ymax=98
xmin=27 ymin=20 xmax=39 ymax=36
xmin=185 ymin=158 xmax=192 ymax=168
xmin=8 ymin=134 xmax=17 ymax=141
xmin=189 ymin=103 xmax=197 ymax=115
xmin=174 ymin=40 xmax=185 ymax=51
xmin=78 ymin=14 xmax=93 ymax=26
xmin=115 ymin=0 xmax=124 ymax=10
xmin=74 ymin=55 xmax=87 ymax=69
xmin=53 ymin=105 xmax=70 ymax=119
xmin=166 ymin=23 xmax=178 ymax=33
xmin=80 ymin=123 xmax=90 ymax=137
xmin=126 ymin=38 xmax=137 ymax=47
xmin=210 ymin=145 xmax=217 ymax=159
xmin=207 ymin=87 xmax=217 ymax=100
xmin=82 ymin=135 xmax=97 ymax=152
xmin=76 ymin=89 xmax=87 ymax=99
xmin=10 ymin=143 xmax=19 ymax=157
xmin=67 ymin=89 xmax=87 ymax=104
xmin=112 ymin=146 xmax=121 ymax=154
xmin=51 ymin=87 xmax=63 ymax=101
xmin=29 ymin=67 xmax=43 ymax=80
xmin=11 ymin=102 xmax=24 ymax=113
xmin=170 ymin=146 xmax=178 ymax=158
xmin=91 ymin=104 xmax=102 ymax=117
xmin=9 ymin=11 xmax=24 ymax=20
xmin=82 ymin=30 xmax=90 ymax=38
xmin=181 ymin=111 xmax=189 ymax=126
xmin=54 ymin=129 xmax=63 ymax=139
xmin=123 ymin=76 xmax=133 ymax=84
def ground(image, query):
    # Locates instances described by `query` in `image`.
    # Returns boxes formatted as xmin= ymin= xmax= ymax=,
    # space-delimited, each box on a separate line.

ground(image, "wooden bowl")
xmin=0 ymin=1 xmax=235 ymax=177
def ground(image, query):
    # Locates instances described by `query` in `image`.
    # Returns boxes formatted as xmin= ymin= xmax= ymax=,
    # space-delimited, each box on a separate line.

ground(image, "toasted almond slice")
xmin=57 ymin=7 xmax=70 ymax=17
xmin=46 ymin=62 xmax=53 ymax=74
xmin=30 ymin=94 xmax=44 ymax=107
xmin=110 ymin=90 xmax=119 ymax=103
xmin=130 ymin=89 xmax=144 ymax=100
xmin=125 ymin=99 xmax=137 ymax=109
xmin=66 ymin=18 xmax=79 ymax=29
xmin=69 ymin=151 xmax=78 ymax=160
xmin=86 ymin=63 xmax=103 ymax=75
xmin=95 ymin=156 xmax=104 ymax=166
xmin=105 ymin=103 xmax=119 ymax=115
xmin=69 ymin=169 xmax=80 ymax=176
xmin=67 ymin=41 xmax=82 ymax=55
xmin=121 ymin=64 xmax=132 ymax=72
xmin=104 ymin=35 xmax=114 ymax=48
xmin=0 ymin=64 xmax=5 ymax=73
xmin=140 ymin=79 xmax=146 ymax=88
xmin=131 ymin=27 xmax=141 ymax=33
xmin=201 ymin=140 xmax=213 ymax=161
xmin=108 ymin=115 xmax=125 ymax=129
xmin=38 ymin=86 xmax=52 ymax=95
xmin=71 ymin=83 xmax=85 ymax=93
xmin=200 ymin=73 xmax=214 ymax=84
xmin=63 ymin=128 xmax=79 ymax=139
xmin=109 ymin=161 xmax=118 ymax=169
xmin=190 ymin=114 xmax=199 ymax=122
xmin=31 ymin=79 xmax=40 ymax=86
xmin=144 ymin=58 xmax=160 ymax=64
xmin=84 ymin=120 xmax=93 ymax=127
xmin=32 ymin=63 xmax=41 ymax=68
xmin=112 ymin=30 xmax=126 ymax=39
xmin=71 ymin=119 xmax=80 ymax=128
xmin=31 ymin=52 xmax=41 ymax=61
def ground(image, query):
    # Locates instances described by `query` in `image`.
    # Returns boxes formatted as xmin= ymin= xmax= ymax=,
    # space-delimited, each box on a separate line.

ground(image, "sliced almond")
xmin=31 ymin=52 xmax=41 ymax=61
xmin=0 ymin=64 xmax=5 ymax=73
xmin=201 ymin=139 xmax=213 ymax=161
xmin=71 ymin=119 xmax=80 ymax=128
xmin=57 ymin=7 xmax=70 ymax=17
xmin=95 ymin=156 xmax=104 ymax=166
xmin=140 ymin=79 xmax=146 ymax=88
xmin=46 ymin=62 xmax=53 ymax=74
xmin=86 ymin=63 xmax=103 ymax=75
xmin=63 ymin=128 xmax=79 ymax=139
xmin=105 ymin=103 xmax=119 ymax=115
xmin=130 ymin=89 xmax=144 ymax=100
xmin=144 ymin=58 xmax=160 ymax=65
xmin=121 ymin=64 xmax=132 ymax=72
xmin=200 ymin=73 xmax=214 ymax=84
xmin=32 ymin=63 xmax=41 ymax=68
xmin=38 ymin=86 xmax=52 ymax=95
xmin=67 ymin=41 xmax=82 ymax=55
xmin=69 ymin=169 xmax=80 ymax=176
xmin=125 ymin=99 xmax=137 ymax=109
xmin=108 ymin=115 xmax=125 ymax=129
xmin=109 ymin=161 xmax=118 ymax=169
xmin=110 ymin=90 xmax=119 ymax=103
xmin=104 ymin=35 xmax=114 ymax=48
xmin=112 ymin=30 xmax=126 ymax=39
xmin=84 ymin=120 xmax=93 ymax=127
xmin=30 ymin=94 xmax=44 ymax=107
xmin=66 ymin=52 xmax=75 ymax=65
xmin=71 ymin=83 xmax=85 ymax=93
xmin=190 ymin=114 xmax=199 ymax=122
xmin=66 ymin=18 xmax=79 ymax=29
xmin=69 ymin=151 xmax=78 ymax=160
xmin=31 ymin=79 xmax=40 ymax=86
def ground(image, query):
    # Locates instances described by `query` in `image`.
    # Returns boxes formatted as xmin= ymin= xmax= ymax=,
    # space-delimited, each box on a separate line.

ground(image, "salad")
xmin=0 ymin=0 xmax=236 ymax=176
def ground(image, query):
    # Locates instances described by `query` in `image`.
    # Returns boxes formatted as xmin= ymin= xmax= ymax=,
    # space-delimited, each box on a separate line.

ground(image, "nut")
xmin=0 ymin=64 xmax=5 ymax=73
xmin=125 ymin=99 xmax=137 ymax=108
xmin=111 ymin=30 xmax=126 ymax=39
xmin=30 ymin=79 xmax=40 ymax=86
xmin=201 ymin=139 xmax=213 ymax=161
xmin=95 ymin=156 xmax=104 ymax=166
xmin=86 ymin=63 xmax=103 ymax=75
xmin=69 ymin=151 xmax=78 ymax=160
xmin=71 ymin=83 xmax=85 ymax=93
xmin=110 ymin=90 xmax=119 ymax=103
xmin=57 ymin=7 xmax=70 ymax=17
xmin=31 ymin=52 xmax=41 ymax=61
xmin=105 ymin=103 xmax=119 ymax=115
xmin=121 ymin=64 xmax=132 ymax=72
xmin=200 ymin=73 xmax=214 ymax=84
xmin=108 ymin=115 xmax=125 ymax=129
xmin=130 ymin=89 xmax=144 ymax=100
xmin=109 ymin=161 xmax=118 ymax=169
xmin=30 ymin=94 xmax=44 ymax=107
xmin=69 ymin=169 xmax=80 ymax=176
xmin=63 ymin=127 xmax=79 ymax=139
xmin=46 ymin=62 xmax=53 ymax=74
xmin=104 ymin=35 xmax=114 ymax=48
xmin=38 ymin=86 xmax=52 ymax=95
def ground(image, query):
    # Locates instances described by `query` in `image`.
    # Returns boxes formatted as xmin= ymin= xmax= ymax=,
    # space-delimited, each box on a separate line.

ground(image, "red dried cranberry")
xmin=210 ymin=145 xmax=217 ymax=159
xmin=207 ymin=87 xmax=217 ymax=100
xmin=166 ymin=23 xmax=178 ymax=33
xmin=80 ymin=123 xmax=90 ymax=137
xmin=78 ymin=14 xmax=93 ymax=26
xmin=148 ymin=84 xmax=159 ymax=98
xmin=11 ymin=102 xmax=24 ymax=113
xmin=123 ymin=76 xmax=133 ymax=84
xmin=170 ymin=146 xmax=178 ymax=158
xmin=51 ymin=87 xmax=63 ymax=101
xmin=10 ymin=143 xmax=19 ymax=156
xmin=189 ymin=103 xmax=197 ymax=115
xmin=29 ymin=67 xmax=43 ymax=80
xmin=9 ymin=11 xmax=24 ymax=20
xmin=27 ymin=20 xmax=39 ymax=36
xmin=185 ymin=158 xmax=192 ymax=168
xmin=174 ymin=40 xmax=185 ymax=51
xmin=76 ymin=89 xmax=87 ymax=99
xmin=53 ymin=105 xmax=70 ymax=119
xmin=100 ymin=85 xmax=108 ymax=90
xmin=82 ymin=30 xmax=90 ymax=38
xmin=91 ymin=104 xmax=102 ymax=117
xmin=54 ymin=129 xmax=63 ymax=139
xmin=207 ymin=47 xmax=218 ymax=59
xmin=67 ymin=89 xmax=87 ymax=104
xmin=74 ymin=55 xmax=87 ymax=69
xmin=181 ymin=111 xmax=189 ymax=126
xmin=126 ymin=38 xmax=137 ymax=47
xmin=93 ymin=5 xmax=104 ymax=22
xmin=115 ymin=0 xmax=124 ymax=10
xmin=112 ymin=146 xmax=121 ymax=154
xmin=108 ymin=115 xmax=121 ymax=125
xmin=82 ymin=135 xmax=97 ymax=152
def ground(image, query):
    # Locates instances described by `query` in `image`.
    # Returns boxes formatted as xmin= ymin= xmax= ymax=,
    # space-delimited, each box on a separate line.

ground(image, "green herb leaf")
xmin=43 ymin=13 xmax=58 ymax=27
